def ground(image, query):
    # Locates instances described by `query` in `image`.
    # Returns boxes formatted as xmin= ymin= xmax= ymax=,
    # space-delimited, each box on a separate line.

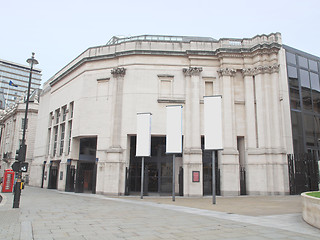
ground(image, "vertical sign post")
xmin=136 ymin=113 xmax=152 ymax=199
xmin=166 ymin=105 xmax=183 ymax=202
xmin=204 ymin=96 xmax=223 ymax=204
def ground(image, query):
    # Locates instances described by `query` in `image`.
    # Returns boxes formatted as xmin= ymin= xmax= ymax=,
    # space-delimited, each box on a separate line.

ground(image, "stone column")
xmin=182 ymin=67 xmax=203 ymax=196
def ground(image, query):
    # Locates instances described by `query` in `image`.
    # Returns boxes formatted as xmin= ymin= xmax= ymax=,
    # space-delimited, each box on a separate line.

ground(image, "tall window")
xmin=62 ymin=106 xmax=67 ymax=122
xmin=55 ymin=109 xmax=60 ymax=124
xmin=53 ymin=127 xmax=58 ymax=156
xmin=47 ymin=129 xmax=51 ymax=155
xmin=70 ymin=102 xmax=74 ymax=119
xmin=59 ymin=124 xmax=65 ymax=155
xmin=68 ymin=121 xmax=72 ymax=154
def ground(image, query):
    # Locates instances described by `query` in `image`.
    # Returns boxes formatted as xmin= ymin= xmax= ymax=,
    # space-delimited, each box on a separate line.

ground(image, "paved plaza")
xmin=0 ymin=187 xmax=319 ymax=240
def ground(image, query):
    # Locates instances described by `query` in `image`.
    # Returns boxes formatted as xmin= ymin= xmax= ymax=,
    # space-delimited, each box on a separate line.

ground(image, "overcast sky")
xmin=1 ymin=0 xmax=319 ymax=84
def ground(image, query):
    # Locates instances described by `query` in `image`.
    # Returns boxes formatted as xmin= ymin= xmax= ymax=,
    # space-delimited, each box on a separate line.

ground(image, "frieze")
xmin=182 ymin=67 xmax=203 ymax=76
xmin=111 ymin=67 xmax=126 ymax=77
xmin=217 ymin=68 xmax=236 ymax=77
xmin=242 ymin=64 xmax=280 ymax=76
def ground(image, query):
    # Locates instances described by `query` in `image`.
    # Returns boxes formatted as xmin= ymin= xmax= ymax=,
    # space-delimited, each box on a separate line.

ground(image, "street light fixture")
xmin=13 ymin=52 xmax=38 ymax=208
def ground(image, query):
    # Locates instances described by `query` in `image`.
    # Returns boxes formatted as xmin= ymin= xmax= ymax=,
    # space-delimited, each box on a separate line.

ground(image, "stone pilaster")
xmin=109 ymin=67 xmax=126 ymax=149
xmin=242 ymin=68 xmax=257 ymax=149
xmin=217 ymin=68 xmax=237 ymax=151
xmin=217 ymin=67 xmax=239 ymax=196
xmin=102 ymin=67 xmax=126 ymax=195
xmin=182 ymin=67 xmax=203 ymax=196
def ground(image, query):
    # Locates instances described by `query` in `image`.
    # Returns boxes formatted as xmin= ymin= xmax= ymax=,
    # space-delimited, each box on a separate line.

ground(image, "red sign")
xmin=192 ymin=171 xmax=200 ymax=182
xmin=2 ymin=169 xmax=15 ymax=193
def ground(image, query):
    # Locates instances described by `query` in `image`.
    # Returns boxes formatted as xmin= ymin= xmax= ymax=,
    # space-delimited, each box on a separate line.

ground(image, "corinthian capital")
xmin=245 ymin=64 xmax=280 ymax=75
xmin=241 ymin=68 xmax=255 ymax=76
xmin=111 ymin=67 xmax=126 ymax=77
xmin=182 ymin=67 xmax=203 ymax=76
xmin=217 ymin=68 xmax=236 ymax=77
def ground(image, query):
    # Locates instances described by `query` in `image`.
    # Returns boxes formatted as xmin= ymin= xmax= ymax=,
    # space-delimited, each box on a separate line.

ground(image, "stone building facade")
xmin=0 ymin=91 xmax=39 ymax=182
xmin=29 ymin=33 xmax=293 ymax=196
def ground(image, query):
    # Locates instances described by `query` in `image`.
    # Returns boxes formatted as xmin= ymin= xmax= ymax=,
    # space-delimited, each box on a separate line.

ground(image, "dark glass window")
xmin=302 ymin=88 xmax=312 ymax=111
xmin=288 ymin=66 xmax=298 ymax=78
xmin=304 ymin=114 xmax=315 ymax=147
xmin=291 ymin=111 xmax=304 ymax=153
xmin=286 ymin=52 xmax=296 ymax=65
xmin=315 ymin=117 xmax=320 ymax=143
xmin=309 ymin=59 xmax=318 ymax=72
xmin=298 ymin=56 xmax=308 ymax=69
xmin=312 ymin=91 xmax=320 ymax=114
xmin=300 ymin=69 xmax=310 ymax=88
xmin=290 ymin=88 xmax=300 ymax=109
xmin=310 ymin=72 xmax=320 ymax=91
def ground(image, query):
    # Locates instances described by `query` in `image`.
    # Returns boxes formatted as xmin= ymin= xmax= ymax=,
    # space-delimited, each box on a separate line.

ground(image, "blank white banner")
xmin=166 ymin=105 xmax=183 ymax=154
xmin=136 ymin=113 xmax=152 ymax=157
xmin=204 ymin=96 xmax=223 ymax=150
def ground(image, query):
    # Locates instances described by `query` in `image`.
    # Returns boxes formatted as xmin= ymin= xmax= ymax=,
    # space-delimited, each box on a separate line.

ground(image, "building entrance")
xmin=48 ymin=161 xmax=60 ymax=189
xmin=75 ymin=137 xmax=97 ymax=193
xmin=128 ymin=136 xmax=176 ymax=195
xmin=201 ymin=137 xmax=220 ymax=196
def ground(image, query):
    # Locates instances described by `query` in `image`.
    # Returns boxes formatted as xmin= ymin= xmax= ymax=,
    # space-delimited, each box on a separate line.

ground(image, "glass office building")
xmin=284 ymin=45 xmax=320 ymax=155
xmin=0 ymin=59 xmax=41 ymax=109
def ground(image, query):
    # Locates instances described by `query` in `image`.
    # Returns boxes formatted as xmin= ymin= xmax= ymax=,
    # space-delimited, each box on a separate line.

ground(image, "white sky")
xmin=1 ymin=0 xmax=320 ymax=84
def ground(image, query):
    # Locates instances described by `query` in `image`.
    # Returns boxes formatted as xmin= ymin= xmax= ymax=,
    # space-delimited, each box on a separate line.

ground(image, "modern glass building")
xmin=284 ymin=45 xmax=320 ymax=194
xmin=284 ymin=45 xmax=320 ymax=156
xmin=0 ymin=58 xmax=41 ymax=109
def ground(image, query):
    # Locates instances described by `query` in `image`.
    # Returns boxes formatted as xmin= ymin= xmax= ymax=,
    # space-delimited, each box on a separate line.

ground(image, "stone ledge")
xmin=302 ymin=192 xmax=320 ymax=229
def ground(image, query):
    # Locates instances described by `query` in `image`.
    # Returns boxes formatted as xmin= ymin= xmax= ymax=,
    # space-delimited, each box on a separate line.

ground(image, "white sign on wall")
xmin=166 ymin=105 xmax=183 ymax=154
xmin=204 ymin=96 xmax=223 ymax=150
xmin=136 ymin=113 xmax=152 ymax=157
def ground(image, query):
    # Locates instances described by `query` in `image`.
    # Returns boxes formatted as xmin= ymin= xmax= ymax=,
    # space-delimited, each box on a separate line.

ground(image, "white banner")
xmin=204 ymin=96 xmax=223 ymax=150
xmin=166 ymin=105 xmax=183 ymax=153
xmin=136 ymin=113 xmax=152 ymax=157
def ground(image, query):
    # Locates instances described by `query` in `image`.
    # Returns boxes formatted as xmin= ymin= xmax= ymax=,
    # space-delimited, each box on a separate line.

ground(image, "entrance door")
xmin=65 ymin=165 xmax=75 ymax=192
xmin=75 ymin=162 xmax=95 ymax=193
xmin=128 ymin=136 xmax=175 ymax=195
xmin=48 ymin=165 xmax=58 ymax=189
xmin=202 ymin=137 xmax=220 ymax=196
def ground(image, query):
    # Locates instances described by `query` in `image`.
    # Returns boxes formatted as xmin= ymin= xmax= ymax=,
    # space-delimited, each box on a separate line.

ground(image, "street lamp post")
xmin=13 ymin=52 xmax=38 ymax=208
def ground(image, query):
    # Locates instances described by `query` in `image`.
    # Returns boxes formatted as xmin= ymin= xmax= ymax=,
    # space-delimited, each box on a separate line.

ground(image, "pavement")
xmin=0 ymin=186 xmax=319 ymax=240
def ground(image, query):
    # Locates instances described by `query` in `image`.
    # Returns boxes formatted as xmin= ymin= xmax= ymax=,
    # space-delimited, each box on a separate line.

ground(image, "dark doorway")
xmin=128 ymin=136 xmax=179 ymax=195
xmin=202 ymin=137 xmax=220 ymax=196
xmin=75 ymin=162 xmax=95 ymax=193
xmin=48 ymin=162 xmax=59 ymax=189
xmin=65 ymin=164 xmax=76 ymax=192
xmin=75 ymin=137 xmax=97 ymax=193
xmin=237 ymin=136 xmax=246 ymax=195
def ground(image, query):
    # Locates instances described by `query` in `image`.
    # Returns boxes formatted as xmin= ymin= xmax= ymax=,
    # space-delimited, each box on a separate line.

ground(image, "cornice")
xmin=49 ymin=42 xmax=281 ymax=86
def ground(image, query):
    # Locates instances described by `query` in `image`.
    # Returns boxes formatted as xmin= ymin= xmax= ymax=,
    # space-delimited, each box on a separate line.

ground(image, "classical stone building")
xmin=30 ymin=33 xmax=298 ymax=196
xmin=0 ymin=90 xmax=39 ymax=182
